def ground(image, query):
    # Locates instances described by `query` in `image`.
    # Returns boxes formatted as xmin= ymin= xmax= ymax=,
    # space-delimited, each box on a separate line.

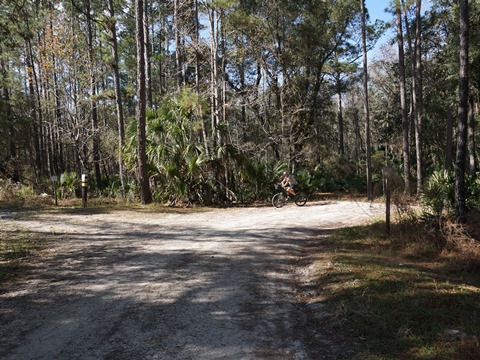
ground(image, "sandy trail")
xmin=0 ymin=200 xmax=384 ymax=360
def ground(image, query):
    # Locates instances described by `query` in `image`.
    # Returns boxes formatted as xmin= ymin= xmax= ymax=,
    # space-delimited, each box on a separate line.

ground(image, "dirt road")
xmin=0 ymin=200 xmax=384 ymax=360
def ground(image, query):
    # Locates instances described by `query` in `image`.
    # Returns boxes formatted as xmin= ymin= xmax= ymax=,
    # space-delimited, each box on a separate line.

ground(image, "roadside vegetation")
xmin=303 ymin=192 xmax=480 ymax=359
xmin=0 ymin=229 xmax=52 ymax=283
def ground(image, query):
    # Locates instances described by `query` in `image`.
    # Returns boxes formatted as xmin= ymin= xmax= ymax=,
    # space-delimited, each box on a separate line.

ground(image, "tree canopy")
xmin=0 ymin=0 xmax=479 ymax=217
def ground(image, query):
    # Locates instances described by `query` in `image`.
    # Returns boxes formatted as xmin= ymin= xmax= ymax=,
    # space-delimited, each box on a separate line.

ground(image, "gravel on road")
xmin=0 ymin=200 xmax=384 ymax=360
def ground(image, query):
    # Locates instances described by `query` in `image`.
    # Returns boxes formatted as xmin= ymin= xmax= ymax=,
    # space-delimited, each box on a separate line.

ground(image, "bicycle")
xmin=271 ymin=184 xmax=308 ymax=208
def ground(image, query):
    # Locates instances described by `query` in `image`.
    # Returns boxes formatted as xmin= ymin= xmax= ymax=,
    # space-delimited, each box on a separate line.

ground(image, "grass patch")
xmin=0 ymin=229 xmax=50 ymax=283
xmin=304 ymin=217 xmax=480 ymax=359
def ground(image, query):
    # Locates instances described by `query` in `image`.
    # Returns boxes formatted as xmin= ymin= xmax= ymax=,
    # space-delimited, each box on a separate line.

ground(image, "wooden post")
xmin=81 ymin=174 xmax=88 ymax=208
xmin=51 ymin=175 xmax=58 ymax=206
xmin=383 ymin=167 xmax=394 ymax=236
xmin=386 ymin=178 xmax=391 ymax=235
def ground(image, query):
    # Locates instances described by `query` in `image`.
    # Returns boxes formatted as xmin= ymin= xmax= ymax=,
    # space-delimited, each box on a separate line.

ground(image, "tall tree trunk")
xmin=52 ymin=57 xmax=64 ymax=174
xmin=455 ymin=0 xmax=469 ymax=223
xmin=108 ymin=0 xmax=126 ymax=192
xmin=445 ymin=106 xmax=454 ymax=170
xmin=360 ymin=0 xmax=372 ymax=200
xmin=403 ymin=2 xmax=419 ymax=192
xmin=174 ymin=0 xmax=183 ymax=91
xmin=336 ymin=71 xmax=344 ymax=156
xmin=414 ymin=0 xmax=424 ymax=196
xmin=1 ymin=65 xmax=19 ymax=182
xmin=467 ymin=95 xmax=477 ymax=174
xmin=24 ymin=44 xmax=42 ymax=176
xmin=49 ymin=13 xmax=64 ymax=175
xmin=353 ymin=105 xmax=362 ymax=174
xmin=194 ymin=0 xmax=210 ymax=158
xmin=157 ymin=10 xmax=165 ymax=95
xmin=30 ymin=36 xmax=47 ymax=176
xmin=143 ymin=0 xmax=152 ymax=107
xmin=86 ymin=0 xmax=101 ymax=187
xmin=403 ymin=0 xmax=422 ymax=195
xmin=220 ymin=10 xmax=229 ymax=196
xmin=397 ymin=1 xmax=411 ymax=195
xmin=46 ymin=123 xmax=55 ymax=175
xmin=135 ymin=0 xmax=153 ymax=204
xmin=194 ymin=0 xmax=201 ymax=94
xmin=209 ymin=5 xmax=220 ymax=150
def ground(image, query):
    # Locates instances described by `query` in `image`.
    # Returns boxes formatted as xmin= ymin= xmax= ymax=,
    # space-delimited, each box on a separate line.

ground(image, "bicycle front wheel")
xmin=294 ymin=191 xmax=308 ymax=206
xmin=272 ymin=193 xmax=286 ymax=208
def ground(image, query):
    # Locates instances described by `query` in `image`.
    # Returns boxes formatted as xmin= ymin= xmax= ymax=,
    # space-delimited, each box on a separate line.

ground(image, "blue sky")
xmin=365 ymin=1 xmax=395 ymax=56
xmin=364 ymin=0 xmax=432 ymax=55
xmin=365 ymin=1 xmax=432 ymax=26
xmin=365 ymin=1 xmax=392 ymax=23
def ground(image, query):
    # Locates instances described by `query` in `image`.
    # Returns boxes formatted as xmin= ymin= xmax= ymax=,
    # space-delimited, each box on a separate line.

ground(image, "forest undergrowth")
xmin=302 ymin=200 xmax=480 ymax=360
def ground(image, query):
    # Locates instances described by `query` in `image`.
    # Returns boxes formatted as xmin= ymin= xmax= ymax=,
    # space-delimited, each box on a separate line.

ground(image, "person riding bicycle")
xmin=280 ymin=172 xmax=298 ymax=197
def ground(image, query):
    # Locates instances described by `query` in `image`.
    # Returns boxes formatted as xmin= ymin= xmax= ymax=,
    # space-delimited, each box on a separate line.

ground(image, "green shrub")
xmin=311 ymin=158 xmax=365 ymax=193
xmin=420 ymin=169 xmax=455 ymax=216
xmin=60 ymin=171 xmax=78 ymax=198
xmin=420 ymin=170 xmax=480 ymax=216
xmin=240 ymin=158 xmax=285 ymax=201
xmin=465 ymin=173 xmax=480 ymax=211
xmin=295 ymin=168 xmax=313 ymax=193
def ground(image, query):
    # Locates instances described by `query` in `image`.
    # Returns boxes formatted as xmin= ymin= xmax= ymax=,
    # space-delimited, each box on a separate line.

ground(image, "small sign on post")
xmin=51 ymin=175 xmax=58 ymax=206
xmin=81 ymin=174 xmax=88 ymax=208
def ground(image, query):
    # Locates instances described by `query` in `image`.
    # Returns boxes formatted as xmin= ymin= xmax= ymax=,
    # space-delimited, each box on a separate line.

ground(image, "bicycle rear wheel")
xmin=294 ymin=191 xmax=308 ymax=206
xmin=272 ymin=193 xmax=286 ymax=208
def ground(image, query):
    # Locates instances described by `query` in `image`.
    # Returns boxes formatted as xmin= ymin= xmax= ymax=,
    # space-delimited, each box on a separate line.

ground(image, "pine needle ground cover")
xmin=302 ymin=219 xmax=480 ymax=360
